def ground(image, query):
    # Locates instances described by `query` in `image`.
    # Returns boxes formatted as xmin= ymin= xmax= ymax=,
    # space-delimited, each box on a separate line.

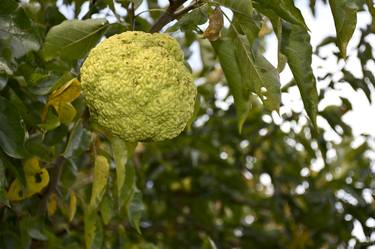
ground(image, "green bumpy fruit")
xmin=80 ymin=31 xmax=196 ymax=142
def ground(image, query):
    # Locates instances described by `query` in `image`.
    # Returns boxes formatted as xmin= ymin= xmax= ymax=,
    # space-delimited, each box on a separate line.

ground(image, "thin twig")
xmin=129 ymin=2 xmax=136 ymax=31
xmin=39 ymin=156 xmax=65 ymax=214
xmin=149 ymin=0 xmax=190 ymax=33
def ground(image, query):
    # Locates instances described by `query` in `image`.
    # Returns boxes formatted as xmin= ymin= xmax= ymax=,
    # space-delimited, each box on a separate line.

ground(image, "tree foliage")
xmin=0 ymin=0 xmax=374 ymax=248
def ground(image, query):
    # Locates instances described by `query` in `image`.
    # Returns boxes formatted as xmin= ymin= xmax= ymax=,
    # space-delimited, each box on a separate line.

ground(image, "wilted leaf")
xmin=42 ymin=18 xmax=108 ymax=61
xmin=203 ymin=7 xmax=224 ymax=41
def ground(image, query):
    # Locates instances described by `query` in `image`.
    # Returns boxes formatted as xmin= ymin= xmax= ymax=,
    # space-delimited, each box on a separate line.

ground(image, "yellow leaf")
xmin=6 ymin=158 xmax=50 ymax=202
xmin=41 ymin=78 xmax=81 ymax=123
xmin=89 ymin=155 xmax=110 ymax=209
xmin=48 ymin=78 xmax=81 ymax=105
xmin=69 ymin=191 xmax=77 ymax=222
xmin=55 ymin=102 xmax=77 ymax=124
xmin=47 ymin=193 xmax=57 ymax=216
xmin=23 ymin=157 xmax=41 ymax=174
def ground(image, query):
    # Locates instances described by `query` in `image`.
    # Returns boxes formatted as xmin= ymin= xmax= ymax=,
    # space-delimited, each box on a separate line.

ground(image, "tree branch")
xmin=149 ymin=0 xmax=189 ymax=33
xmin=39 ymin=156 xmax=65 ymax=214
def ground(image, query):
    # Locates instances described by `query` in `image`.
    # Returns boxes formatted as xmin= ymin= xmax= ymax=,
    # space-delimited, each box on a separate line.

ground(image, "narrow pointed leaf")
xmin=211 ymin=37 xmax=251 ymax=133
xmin=84 ymin=208 xmax=103 ymax=249
xmin=281 ymin=23 xmax=318 ymax=128
xmin=127 ymin=187 xmax=145 ymax=234
xmin=89 ymin=155 xmax=109 ymax=209
xmin=110 ymin=136 xmax=127 ymax=208
xmin=329 ymin=0 xmax=358 ymax=58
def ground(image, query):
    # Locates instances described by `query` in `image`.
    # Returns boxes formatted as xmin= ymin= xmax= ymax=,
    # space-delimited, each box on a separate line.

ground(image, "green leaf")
xmin=127 ymin=187 xmax=145 ymax=234
xmin=211 ymin=37 xmax=251 ymax=133
xmin=68 ymin=191 xmax=77 ymax=222
xmin=0 ymin=159 xmax=9 ymax=206
xmin=25 ymin=136 xmax=55 ymax=162
xmin=0 ymin=96 xmax=28 ymax=159
xmin=201 ymin=236 xmax=217 ymax=249
xmin=215 ymin=0 xmax=253 ymax=17
xmin=42 ymin=18 xmax=108 ymax=61
xmin=89 ymin=155 xmax=110 ymax=209
xmin=121 ymin=158 xmax=136 ymax=208
xmin=84 ymin=208 xmax=103 ymax=249
xmin=254 ymin=0 xmax=308 ymax=30
xmin=29 ymin=72 xmax=75 ymax=96
xmin=0 ymin=0 xmax=41 ymax=59
xmin=110 ymin=136 xmax=127 ymax=209
xmin=63 ymin=120 xmax=92 ymax=158
xmin=253 ymin=54 xmax=281 ymax=110
xmin=38 ymin=109 xmax=60 ymax=131
xmin=0 ymin=149 xmax=26 ymax=186
xmin=231 ymin=29 xmax=280 ymax=107
xmin=281 ymin=23 xmax=318 ymax=128
xmin=167 ymin=6 xmax=208 ymax=32
xmin=99 ymin=194 xmax=114 ymax=225
xmin=329 ymin=0 xmax=358 ymax=58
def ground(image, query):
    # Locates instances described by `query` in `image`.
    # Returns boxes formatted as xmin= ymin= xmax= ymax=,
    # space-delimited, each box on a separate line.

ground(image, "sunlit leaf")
xmin=42 ymin=18 xmax=108 ymax=61
xmin=212 ymin=36 xmax=251 ymax=133
xmin=281 ymin=22 xmax=318 ymax=128
xmin=329 ymin=0 xmax=358 ymax=58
